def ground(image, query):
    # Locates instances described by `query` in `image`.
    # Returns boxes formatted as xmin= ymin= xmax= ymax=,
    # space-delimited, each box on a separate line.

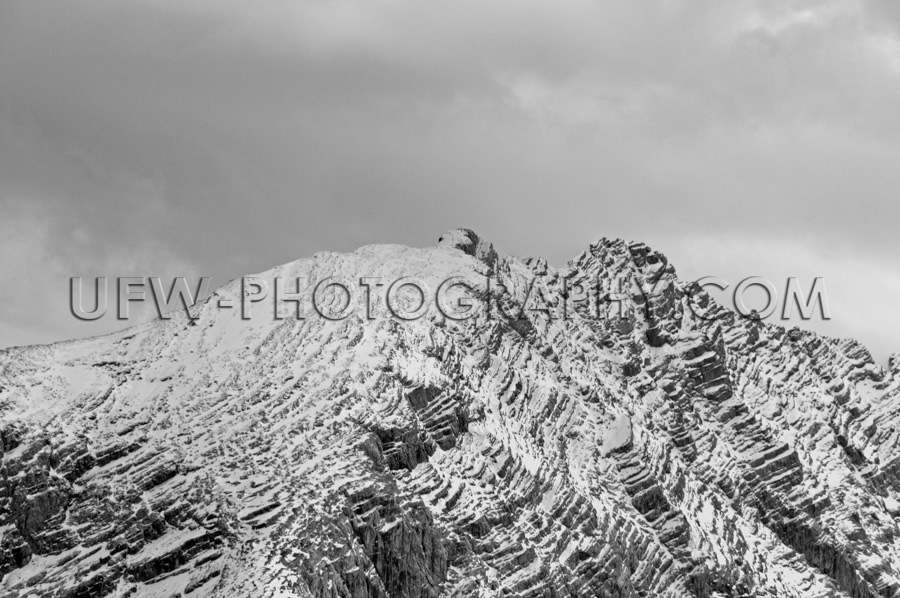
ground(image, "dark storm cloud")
xmin=1 ymin=0 xmax=898 ymax=359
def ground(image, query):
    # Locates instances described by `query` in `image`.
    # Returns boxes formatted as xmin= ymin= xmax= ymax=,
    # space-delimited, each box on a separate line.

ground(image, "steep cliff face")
xmin=2 ymin=230 xmax=899 ymax=597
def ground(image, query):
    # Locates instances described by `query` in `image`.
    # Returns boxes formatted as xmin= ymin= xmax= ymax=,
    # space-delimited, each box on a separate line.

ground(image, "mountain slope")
xmin=2 ymin=229 xmax=899 ymax=597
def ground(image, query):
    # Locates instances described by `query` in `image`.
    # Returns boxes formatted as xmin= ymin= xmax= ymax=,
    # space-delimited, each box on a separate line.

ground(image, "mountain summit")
xmin=2 ymin=230 xmax=899 ymax=597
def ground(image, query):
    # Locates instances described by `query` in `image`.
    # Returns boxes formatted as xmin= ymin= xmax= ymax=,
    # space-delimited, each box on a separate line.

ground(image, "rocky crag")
xmin=2 ymin=229 xmax=899 ymax=597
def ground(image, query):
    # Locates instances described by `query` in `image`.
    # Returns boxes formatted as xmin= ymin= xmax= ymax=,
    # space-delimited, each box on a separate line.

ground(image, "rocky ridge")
xmin=1 ymin=229 xmax=899 ymax=597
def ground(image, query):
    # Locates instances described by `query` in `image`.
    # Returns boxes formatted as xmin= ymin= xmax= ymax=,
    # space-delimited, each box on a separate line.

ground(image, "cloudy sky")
xmin=1 ymin=0 xmax=898 ymax=361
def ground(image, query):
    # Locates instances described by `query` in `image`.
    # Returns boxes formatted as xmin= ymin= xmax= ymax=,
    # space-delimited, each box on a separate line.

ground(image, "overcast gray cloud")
xmin=1 ymin=0 xmax=898 ymax=360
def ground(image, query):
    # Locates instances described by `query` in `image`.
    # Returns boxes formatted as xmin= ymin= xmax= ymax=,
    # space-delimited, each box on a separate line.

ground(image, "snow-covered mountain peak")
xmin=1 ymin=233 xmax=898 ymax=597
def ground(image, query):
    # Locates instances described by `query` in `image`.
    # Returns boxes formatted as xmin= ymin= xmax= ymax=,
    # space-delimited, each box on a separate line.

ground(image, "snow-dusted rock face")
xmin=2 ymin=231 xmax=900 ymax=597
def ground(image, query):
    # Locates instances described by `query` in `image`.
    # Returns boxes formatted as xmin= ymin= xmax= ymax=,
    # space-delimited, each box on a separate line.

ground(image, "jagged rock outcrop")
xmin=1 ymin=230 xmax=899 ymax=597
